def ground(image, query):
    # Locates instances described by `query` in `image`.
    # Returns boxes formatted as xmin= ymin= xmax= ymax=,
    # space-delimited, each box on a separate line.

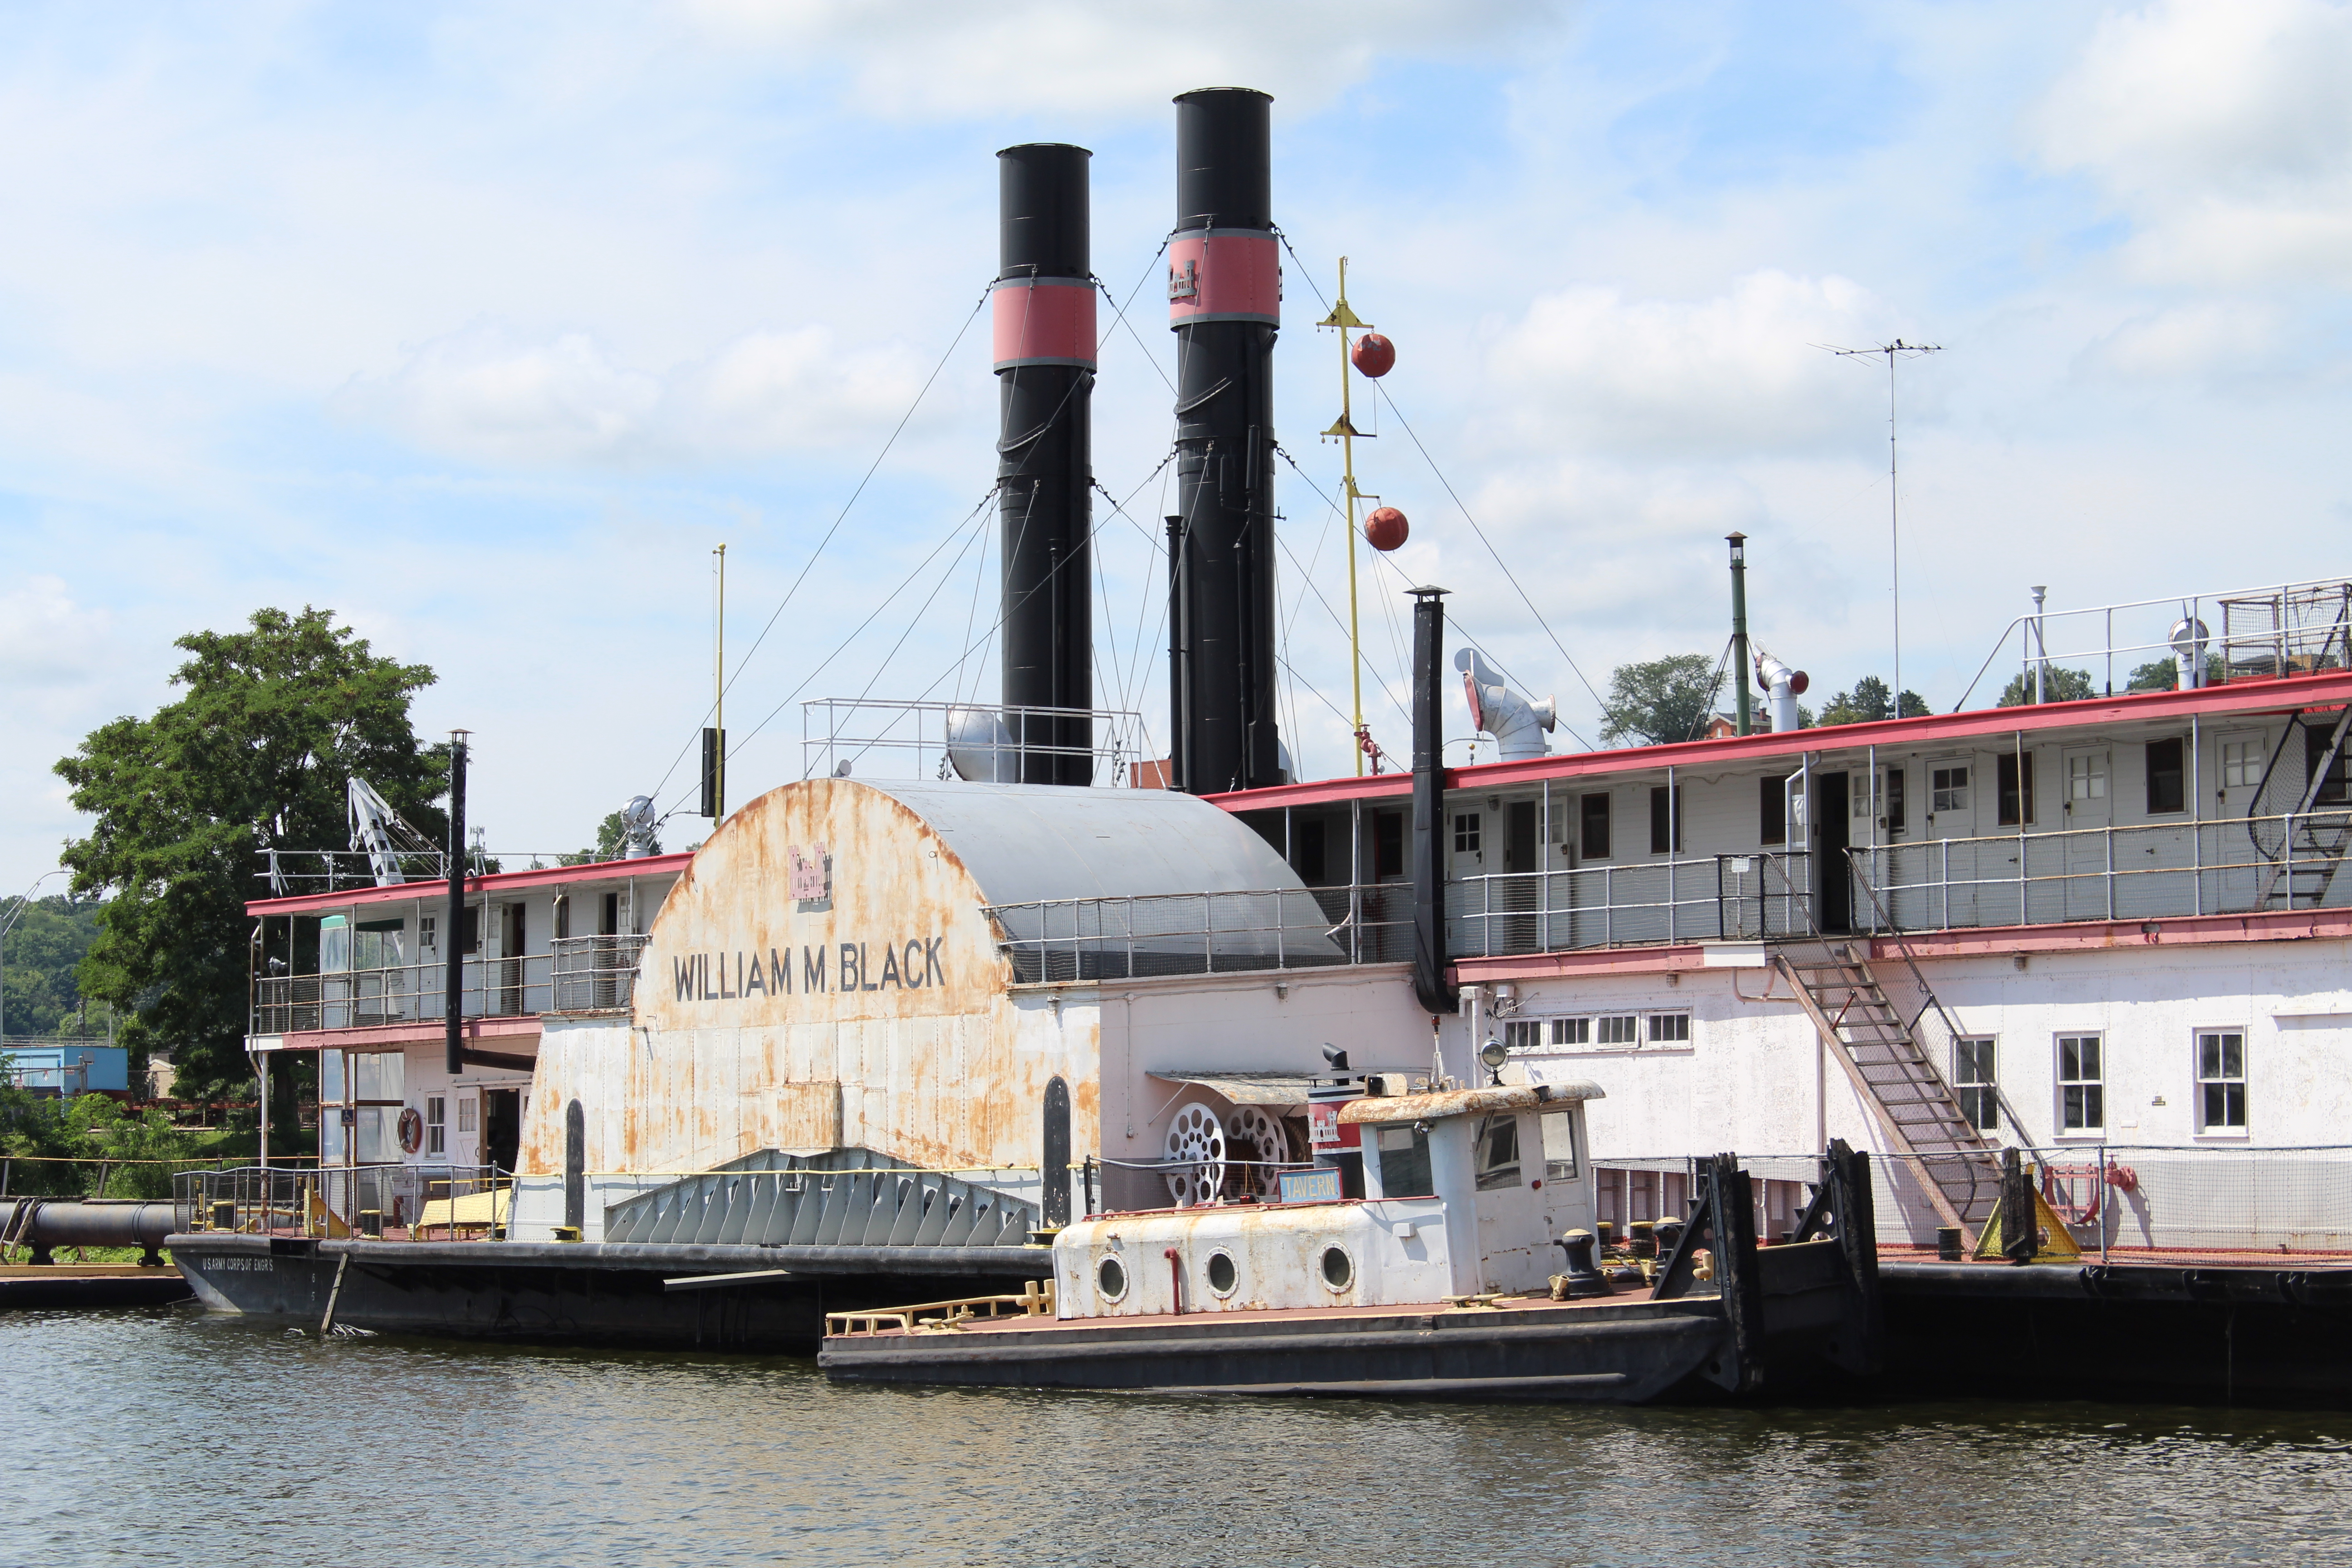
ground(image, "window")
xmin=2308 ymin=723 xmax=2349 ymax=805
xmin=1997 ymin=752 xmax=2036 ymax=827
xmin=1953 ymin=1038 xmax=1998 ymax=1132
xmin=1596 ymin=1015 xmax=1638 ymax=1045
xmin=2067 ymin=752 xmax=2107 ymax=804
xmin=2196 ymin=1031 xmax=2246 ymax=1132
xmin=2220 ymin=739 xmax=2262 ymax=791
xmin=1503 ymin=1019 xmax=1544 ymax=1051
xmin=354 ymin=918 xmax=405 ymax=970
xmin=1373 ymin=810 xmax=1405 ymax=879
xmin=1885 ymin=767 xmax=1907 ymax=833
xmin=1759 ymin=775 xmax=1786 ymax=845
xmin=1374 ymin=1124 xmax=1433 ymax=1198
xmin=1473 ymin=1113 xmax=1522 ymax=1191
xmin=2145 ymin=738 xmax=2185 ymax=814
xmin=458 ymin=1096 xmax=478 ymax=1134
xmin=1550 ymin=1017 xmax=1591 ymax=1046
xmin=1539 ymin=1109 xmax=1579 ymax=1181
xmin=2058 ymin=1034 xmax=2103 ymax=1133
xmin=418 ymin=914 xmax=437 ymax=953
xmin=1649 ymin=786 xmax=1681 ymax=854
xmin=1580 ymin=794 xmax=1612 ymax=860
xmin=426 ymin=1095 xmax=446 ymax=1156
xmin=1453 ymin=812 xmax=1482 ymax=856
xmin=1646 ymin=1013 xmax=1690 ymax=1044
xmin=1931 ymin=764 xmax=1969 ymax=814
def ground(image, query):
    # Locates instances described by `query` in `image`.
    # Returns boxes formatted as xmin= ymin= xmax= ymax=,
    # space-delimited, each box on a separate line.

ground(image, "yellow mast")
xmin=1319 ymin=259 xmax=1372 ymax=774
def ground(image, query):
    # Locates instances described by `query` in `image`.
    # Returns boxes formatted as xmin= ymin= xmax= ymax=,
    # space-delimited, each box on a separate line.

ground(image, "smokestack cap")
xmin=1174 ymin=88 xmax=1273 ymax=232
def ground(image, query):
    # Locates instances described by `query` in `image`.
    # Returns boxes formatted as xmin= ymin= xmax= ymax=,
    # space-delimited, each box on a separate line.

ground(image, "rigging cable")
xmin=643 ymin=286 xmax=992 ymax=805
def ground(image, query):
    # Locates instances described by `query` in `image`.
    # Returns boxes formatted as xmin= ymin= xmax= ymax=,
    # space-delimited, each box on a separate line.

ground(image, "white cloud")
xmin=1482 ymin=270 xmax=1899 ymax=457
xmin=2076 ymin=299 xmax=2293 ymax=383
xmin=684 ymin=0 xmax=1568 ymax=118
xmin=0 ymin=576 xmax=115 ymax=691
xmin=335 ymin=321 xmax=951 ymax=467
xmin=2036 ymin=0 xmax=2352 ymax=283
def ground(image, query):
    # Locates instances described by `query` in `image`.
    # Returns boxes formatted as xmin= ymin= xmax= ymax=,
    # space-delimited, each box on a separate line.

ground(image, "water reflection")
xmin=5 ymin=1307 xmax=2347 ymax=1567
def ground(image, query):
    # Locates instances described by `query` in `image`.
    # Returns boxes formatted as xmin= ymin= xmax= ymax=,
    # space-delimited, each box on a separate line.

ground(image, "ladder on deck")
xmin=1774 ymin=938 xmax=1999 ymax=1240
xmin=2257 ymin=705 xmax=2352 ymax=911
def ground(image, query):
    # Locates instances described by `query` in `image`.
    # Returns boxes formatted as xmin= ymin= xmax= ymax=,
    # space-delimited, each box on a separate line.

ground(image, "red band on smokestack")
xmin=992 ymin=279 xmax=1097 ymax=369
xmin=1166 ymin=231 xmax=1280 ymax=328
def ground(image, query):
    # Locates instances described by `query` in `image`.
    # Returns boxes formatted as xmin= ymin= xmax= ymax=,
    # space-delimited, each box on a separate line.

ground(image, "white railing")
xmin=550 ymin=935 xmax=648 ymax=1013
xmin=801 ymin=698 xmax=1152 ymax=787
xmin=1956 ymin=575 xmax=2352 ymax=710
xmin=1450 ymin=852 xmax=1815 ymax=956
xmin=253 ymin=953 xmax=555 ymax=1034
xmin=1851 ymin=810 xmax=2352 ymax=930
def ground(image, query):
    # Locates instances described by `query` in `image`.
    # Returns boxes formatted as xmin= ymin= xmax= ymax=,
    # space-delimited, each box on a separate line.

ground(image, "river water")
xmin=5 ymin=1306 xmax=2348 ymax=1567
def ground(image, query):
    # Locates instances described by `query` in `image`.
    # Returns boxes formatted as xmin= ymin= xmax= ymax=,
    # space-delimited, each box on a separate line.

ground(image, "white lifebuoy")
xmin=397 ymin=1107 xmax=425 ymax=1155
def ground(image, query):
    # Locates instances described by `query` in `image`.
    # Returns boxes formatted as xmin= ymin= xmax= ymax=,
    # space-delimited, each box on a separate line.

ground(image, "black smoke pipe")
xmin=995 ymin=144 xmax=1095 ymax=786
xmin=1411 ymin=586 xmax=1456 ymax=1016
xmin=445 ymin=735 xmax=467 ymax=1077
xmin=1167 ymin=87 xmax=1282 ymax=794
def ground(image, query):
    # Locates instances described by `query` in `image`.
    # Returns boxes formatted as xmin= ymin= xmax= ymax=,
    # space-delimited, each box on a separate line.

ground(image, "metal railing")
xmin=1602 ymin=1147 xmax=2352 ymax=1259
xmin=801 ymin=698 xmax=1152 ymax=787
xmin=174 ymin=1163 xmax=508 ymax=1239
xmin=1956 ymin=574 xmax=2352 ymax=710
xmin=1850 ymin=809 xmax=2352 ymax=931
xmin=983 ymin=885 xmax=1394 ymax=984
xmin=252 ymin=953 xmax=555 ymax=1034
xmin=1451 ymin=852 xmax=1816 ymax=956
xmin=550 ymin=935 xmax=649 ymax=1013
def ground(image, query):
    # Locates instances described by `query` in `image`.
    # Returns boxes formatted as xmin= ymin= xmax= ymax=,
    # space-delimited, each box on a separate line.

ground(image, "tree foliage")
xmin=1600 ymin=653 xmax=1723 ymax=746
xmin=1998 ymin=666 xmax=2096 ymax=706
xmin=2126 ymin=655 xmax=2225 ymax=692
xmin=0 ymin=896 xmax=113 ymax=1038
xmin=1815 ymin=676 xmax=1932 ymax=726
xmin=54 ymin=608 xmax=446 ymax=1100
xmin=565 ymin=811 xmax=659 ymax=866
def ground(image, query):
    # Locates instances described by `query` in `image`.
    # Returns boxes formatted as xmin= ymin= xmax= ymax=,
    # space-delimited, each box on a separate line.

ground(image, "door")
xmin=483 ymin=1087 xmax=522 ymax=1174
xmin=1500 ymin=800 xmax=1539 ymax=952
xmin=1813 ymin=771 xmax=1851 ymax=932
xmin=497 ymin=903 xmax=527 ymax=1015
xmin=2062 ymin=748 xmax=2112 ymax=919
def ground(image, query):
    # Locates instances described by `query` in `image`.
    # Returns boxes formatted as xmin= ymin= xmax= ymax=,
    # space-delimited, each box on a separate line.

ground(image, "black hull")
xmin=172 ymin=1234 xmax=1051 ymax=1353
xmin=821 ymin=1300 xmax=1734 ymax=1404
xmin=1882 ymin=1260 xmax=2352 ymax=1409
xmin=0 ymin=1268 xmax=193 ymax=1310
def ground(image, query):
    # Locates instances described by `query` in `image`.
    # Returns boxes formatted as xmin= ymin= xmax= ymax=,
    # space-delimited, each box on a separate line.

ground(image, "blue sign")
xmin=1277 ymin=1167 xmax=1343 ymax=1205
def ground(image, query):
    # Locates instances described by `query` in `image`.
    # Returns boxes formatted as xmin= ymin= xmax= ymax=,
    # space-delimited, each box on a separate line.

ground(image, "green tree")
xmin=54 ymin=608 xmax=447 ymax=1102
xmin=1998 ymin=666 xmax=2096 ymax=706
xmin=0 ymin=896 xmax=112 ymax=1038
xmin=1599 ymin=653 xmax=1722 ymax=746
xmin=1815 ymin=676 xmax=1933 ymax=726
xmin=2126 ymin=654 xmax=2225 ymax=692
xmin=564 ymin=811 xmax=659 ymax=866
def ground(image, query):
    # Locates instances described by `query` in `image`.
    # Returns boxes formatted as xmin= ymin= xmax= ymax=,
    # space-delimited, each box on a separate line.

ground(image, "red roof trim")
xmin=245 ymin=852 xmax=693 ymax=918
xmin=1209 ymin=670 xmax=2352 ymax=813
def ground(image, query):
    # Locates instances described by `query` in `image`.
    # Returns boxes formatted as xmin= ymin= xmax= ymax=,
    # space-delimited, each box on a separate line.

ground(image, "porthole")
xmin=1320 ymin=1245 xmax=1354 ymax=1291
xmin=1204 ymin=1250 xmax=1238 ymax=1297
xmin=1096 ymin=1255 xmax=1127 ymax=1303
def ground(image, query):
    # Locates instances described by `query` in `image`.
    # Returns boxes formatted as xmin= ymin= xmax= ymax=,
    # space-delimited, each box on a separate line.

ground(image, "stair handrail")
xmin=1844 ymin=847 xmax=2045 ymax=1159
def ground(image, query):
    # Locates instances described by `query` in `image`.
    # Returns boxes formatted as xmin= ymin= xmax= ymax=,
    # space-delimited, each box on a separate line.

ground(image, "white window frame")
xmin=2056 ymin=1034 xmax=2104 ymax=1136
xmin=1502 ymin=1019 xmax=1545 ymax=1052
xmin=1549 ymin=1017 xmax=1591 ymax=1046
xmin=1594 ymin=1015 xmax=1638 ymax=1046
xmin=2194 ymin=1029 xmax=2247 ymax=1136
xmin=425 ymin=1094 xmax=446 ymax=1156
xmin=1644 ymin=1012 xmax=1691 ymax=1045
xmin=1930 ymin=761 xmax=1970 ymax=815
xmin=1952 ymin=1037 xmax=1998 ymax=1133
xmin=2219 ymin=734 xmax=2264 ymax=792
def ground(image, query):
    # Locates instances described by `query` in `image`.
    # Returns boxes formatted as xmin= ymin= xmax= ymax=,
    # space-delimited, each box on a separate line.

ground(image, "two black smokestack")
xmin=1166 ymin=87 xmax=1283 ymax=795
xmin=995 ymin=144 xmax=1095 ymax=785
xmin=993 ymin=93 xmax=1282 ymax=795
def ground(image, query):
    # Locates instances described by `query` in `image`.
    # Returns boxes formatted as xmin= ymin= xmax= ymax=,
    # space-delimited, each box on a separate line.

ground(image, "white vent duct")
xmin=1753 ymin=646 xmax=1809 ymax=733
xmin=1454 ymin=648 xmax=1556 ymax=762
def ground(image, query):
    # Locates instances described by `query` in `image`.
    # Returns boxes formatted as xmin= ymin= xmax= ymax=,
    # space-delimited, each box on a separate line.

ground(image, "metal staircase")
xmin=2251 ymin=705 xmax=2352 ymax=911
xmin=1773 ymin=939 xmax=1999 ymax=1240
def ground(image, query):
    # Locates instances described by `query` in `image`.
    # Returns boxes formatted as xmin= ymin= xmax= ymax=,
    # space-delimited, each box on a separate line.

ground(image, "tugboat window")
xmin=1374 ymin=1124 xmax=1433 ymax=1198
xmin=1539 ymin=1109 xmax=1578 ymax=1181
xmin=1205 ymin=1251 xmax=1238 ymax=1296
xmin=1474 ymin=1114 xmax=1522 ymax=1191
xmin=1320 ymin=1246 xmax=1353 ymax=1290
xmin=1096 ymin=1256 xmax=1127 ymax=1302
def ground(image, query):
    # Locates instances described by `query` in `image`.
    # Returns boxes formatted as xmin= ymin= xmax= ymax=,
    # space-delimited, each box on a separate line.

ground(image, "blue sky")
xmin=6 ymin=0 xmax=2352 ymax=890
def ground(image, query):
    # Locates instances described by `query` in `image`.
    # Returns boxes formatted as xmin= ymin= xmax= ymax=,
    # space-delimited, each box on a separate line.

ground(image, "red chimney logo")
xmin=789 ymin=844 xmax=831 ymax=902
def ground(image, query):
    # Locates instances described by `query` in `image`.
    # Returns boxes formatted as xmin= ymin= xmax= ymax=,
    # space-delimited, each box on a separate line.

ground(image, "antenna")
xmin=1320 ymin=258 xmax=1373 ymax=775
xmin=1820 ymin=338 xmax=1941 ymax=715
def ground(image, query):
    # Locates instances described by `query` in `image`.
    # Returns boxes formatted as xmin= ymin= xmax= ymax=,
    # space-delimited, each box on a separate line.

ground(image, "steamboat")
xmin=167 ymin=88 xmax=2352 ymax=1406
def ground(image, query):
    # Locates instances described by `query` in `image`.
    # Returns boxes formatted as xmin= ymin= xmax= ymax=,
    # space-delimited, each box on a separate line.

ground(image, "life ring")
xmin=397 ymin=1107 xmax=425 ymax=1155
